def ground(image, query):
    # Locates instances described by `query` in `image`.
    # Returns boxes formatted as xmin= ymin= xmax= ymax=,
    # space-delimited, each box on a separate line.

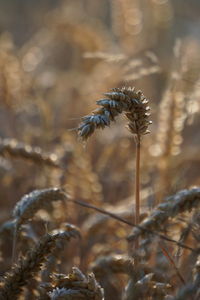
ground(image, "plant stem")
xmin=135 ymin=134 xmax=141 ymax=226
xmin=135 ymin=134 xmax=141 ymax=248
xmin=12 ymin=221 xmax=18 ymax=265
xmin=159 ymin=242 xmax=186 ymax=285
xmin=68 ymin=198 xmax=194 ymax=251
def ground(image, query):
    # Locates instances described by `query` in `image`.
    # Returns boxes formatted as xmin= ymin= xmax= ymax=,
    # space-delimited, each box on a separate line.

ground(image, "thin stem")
xmin=135 ymin=134 xmax=141 ymax=226
xmin=67 ymin=198 xmax=195 ymax=251
xmin=12 ymin=221 xmax=18 ymax=265
xmin=159 ymin=242 xmax=186 ymax=285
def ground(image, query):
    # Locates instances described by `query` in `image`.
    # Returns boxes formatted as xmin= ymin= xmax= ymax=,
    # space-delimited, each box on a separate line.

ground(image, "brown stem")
xmin=67 ymin=198 xmax=194 ymax=251
xmin=135 ymin=134 xmax=141 ymax=226
xmin=134 ymin=134 xmax=141 ymax=250
xmin=159 ymin=242 xmax=186 ymax=285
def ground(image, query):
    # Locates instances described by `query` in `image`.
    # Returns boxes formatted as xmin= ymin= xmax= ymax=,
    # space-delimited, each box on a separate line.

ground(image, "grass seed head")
xmin=13 ymin=188 xmax=67 ymax=226
xmin=78 ymin=87 xmax=151 ymax=140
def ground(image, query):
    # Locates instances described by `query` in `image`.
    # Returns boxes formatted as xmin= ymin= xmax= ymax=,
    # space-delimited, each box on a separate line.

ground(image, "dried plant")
xmin=123 ymin=273 xmax=172 ymax=300
xmin=13 ymin=188 xmax=67 ymax=226
xmin=128 ymin=187 xmax=200 ymax=242
xmin=0 ymin=227 xmax=80 ymax=300
xmin=78 ymin=87 xmax=151 ymax=246
xmin=11 ymin=188 xmax=68 ymax=263
xmin=77 ymin=87 xmax=151 ymax=140
xmin=91 ymin=255 xmax=136 ymax=277
xmin=47 ymin=267 xmax=104 ymax=300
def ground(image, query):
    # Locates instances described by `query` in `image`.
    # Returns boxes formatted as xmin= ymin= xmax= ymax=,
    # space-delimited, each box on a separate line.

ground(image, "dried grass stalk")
xmin=78 ymin=86 xmax=151 ymax=246
xmin=13 ymin=188 xmax=67 ymax=226
xmin=0 ymin=227 xmax=80 ymax=300
xmin=0 ymin=138 xmax=60 ymax=168
xmin=128 ymin=188 xmax=200 ymax=242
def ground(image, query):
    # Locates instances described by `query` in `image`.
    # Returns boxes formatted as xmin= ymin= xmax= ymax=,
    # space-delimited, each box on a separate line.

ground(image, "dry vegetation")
xmin=0 ymin=0 xmax=200 ymax=299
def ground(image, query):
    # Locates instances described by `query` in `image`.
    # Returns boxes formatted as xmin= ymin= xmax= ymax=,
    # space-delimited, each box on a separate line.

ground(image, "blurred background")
xmin=0 ymin=0 xmax=200 ymax=298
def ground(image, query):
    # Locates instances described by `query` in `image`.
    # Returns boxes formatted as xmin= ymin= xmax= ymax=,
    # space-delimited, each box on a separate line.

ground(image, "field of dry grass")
xmin=0 ymin=0 xmax=200 ymax=299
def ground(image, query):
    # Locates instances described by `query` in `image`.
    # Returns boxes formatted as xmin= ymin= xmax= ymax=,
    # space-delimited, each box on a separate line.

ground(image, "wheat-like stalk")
xmin=13 ymin=188 xmax=67 ymax=226
xmin=91 ymin=254 xmax=170 ymax=299
xmin=91 ymin=254 xmax=159 ymax=282
xmin=78 ymin=87 xmax=151 ymax=248
xmin=48 ymin=267 xmax=104 ymax=300
xmin=91 ymin=255 xmax=136 ymax=277
xmin=12 ymin=188 xmax=68 ymax=263
xmin=41 ymin=223 xmax=81 ymax=283
xmin=123 ymin=273 xmax=171 ymax=300
xmin=0 ymin=227 xmax=80 ymax=300
xmin=128 ymin=188 xmax=200 ymax=242
xmin=0 ymin=138 xmax=60 ymax=168
xmin=78 ymin=87 xmax=151 ymax=140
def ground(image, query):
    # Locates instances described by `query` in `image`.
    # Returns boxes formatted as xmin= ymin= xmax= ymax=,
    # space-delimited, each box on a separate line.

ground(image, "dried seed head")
xmin=0 ymin=228 xmax=79 ymax=300
xmin=124 ymin=273 xmax=172 ymax=300
xmin=48 ymin=267 xmax=104 ymax=300
xmin=91 ymin=255 xmax=135 ymax=277
xmin=78 ymin=87 xmax=151 ymax=140
xmin=128 ymin=188 xmax=200 ymax=242
xmin=13 ymin=188 xmax=67 ymax=226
